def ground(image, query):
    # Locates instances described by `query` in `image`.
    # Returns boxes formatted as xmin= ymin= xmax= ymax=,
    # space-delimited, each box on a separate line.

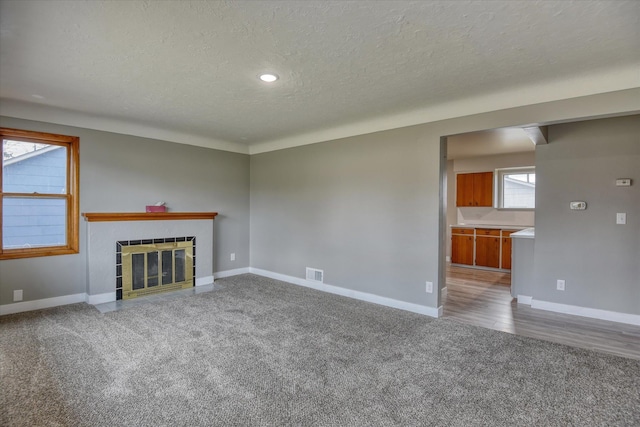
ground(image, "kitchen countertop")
xmin=451 ymin=224 xmax=531 ymax=230
xmin=510 ymin=228 xmax=535 ymax=239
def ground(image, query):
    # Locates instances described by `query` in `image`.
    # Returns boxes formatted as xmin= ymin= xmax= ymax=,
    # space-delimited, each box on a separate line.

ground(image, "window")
xmin=496 ymin=167 xmax=535 ymax=209
xmin=1 ymin=128 xmax=79 ymax=259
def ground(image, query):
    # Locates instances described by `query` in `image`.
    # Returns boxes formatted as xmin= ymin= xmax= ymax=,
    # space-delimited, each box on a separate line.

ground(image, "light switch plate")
xmin=616 ymin=178 xmax=631 ymax=187
xmin=570 ymin=201 xmax=586 ymax=210
xmin=425 ymin=281 xmax=433 ymax=293
xmin=616 ymin=213 xmax=626 ymax=225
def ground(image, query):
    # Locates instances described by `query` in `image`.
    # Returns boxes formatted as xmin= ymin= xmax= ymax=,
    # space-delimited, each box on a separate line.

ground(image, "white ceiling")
xmin=1 ymin=0 xmax=639 ymax=154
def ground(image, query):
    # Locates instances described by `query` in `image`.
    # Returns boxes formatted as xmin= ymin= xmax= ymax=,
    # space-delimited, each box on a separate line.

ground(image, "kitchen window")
xmin=1 ymin=128 xmax=80 ymax=259
xmin=496 ymin=166 xmax=535 ymax=209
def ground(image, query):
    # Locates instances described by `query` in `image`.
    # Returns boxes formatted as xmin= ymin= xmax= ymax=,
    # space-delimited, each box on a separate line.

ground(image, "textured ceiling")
xmin=448 ymin=128 xmax=534 ymax=160
xmin=0 ymin=0 xmax=639 ymax=153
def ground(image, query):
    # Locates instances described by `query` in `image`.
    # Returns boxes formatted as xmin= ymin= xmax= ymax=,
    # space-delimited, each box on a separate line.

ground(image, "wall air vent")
xmin=306 ymin=267 xmax=324 ymax=283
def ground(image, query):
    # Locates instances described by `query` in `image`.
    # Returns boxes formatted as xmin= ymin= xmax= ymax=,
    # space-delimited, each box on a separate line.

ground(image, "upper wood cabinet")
xmin=455 ymin=173 xmax=475 ymax=207
xmin=456 ymin=172 xmax=493 ymax=207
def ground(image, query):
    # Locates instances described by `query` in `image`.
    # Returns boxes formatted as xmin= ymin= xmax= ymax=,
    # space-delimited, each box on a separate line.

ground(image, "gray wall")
xmin=0 ymin=116 xmax=250 ymax=305
xmin=250 ymin=125 xmax=438 ymax=306
xmin=251 ymin=89 xmax=639 ymax=311
xmin=533 ymin=116 xmax=639 ymax=314
xmin=1 ymin=88 xmax=638 ymax=312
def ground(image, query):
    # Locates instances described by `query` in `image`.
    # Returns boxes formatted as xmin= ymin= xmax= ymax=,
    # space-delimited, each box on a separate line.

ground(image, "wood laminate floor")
xmin=443 ymin=265 xmax=640 ymax=360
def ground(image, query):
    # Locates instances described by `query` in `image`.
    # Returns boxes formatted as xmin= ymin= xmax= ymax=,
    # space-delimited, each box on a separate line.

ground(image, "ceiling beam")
xmin=523 ymin=126 xmax=548 ymax=145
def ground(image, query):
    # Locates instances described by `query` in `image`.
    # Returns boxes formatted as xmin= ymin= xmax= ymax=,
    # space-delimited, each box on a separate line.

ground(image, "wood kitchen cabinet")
xmin=455 ymin=173 xmax=475 ymax=207
xmin=500 ymin=230 xmax=518 ymax=270
xmin=475 ymin=229 xmax=500 ymax=268
xmin=451 ymin=228 xmax=474 ymax=265
xmin=456 ymin=172 xmax=493 ymax=207
xmin=451 ymin=226 xmax=520 ymax=270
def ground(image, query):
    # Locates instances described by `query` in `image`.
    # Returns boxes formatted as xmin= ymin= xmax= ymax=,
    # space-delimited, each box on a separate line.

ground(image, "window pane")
xmin=508 ymin=173 xmax=528 ymax=183
xmin=1 ymin=128 xmax=78 ymax=260
xmin=2 ymin=197 xmax=67 ymax=248
xmin=503 ymin=173 xmax=535 ymax=208
xmin=2 ymin=139 xmax=67 ymax=194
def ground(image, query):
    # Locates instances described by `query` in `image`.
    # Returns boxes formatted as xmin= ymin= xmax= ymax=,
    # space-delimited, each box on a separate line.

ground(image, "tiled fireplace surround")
xmin=83 ymin=213 xmax=217 ymax=305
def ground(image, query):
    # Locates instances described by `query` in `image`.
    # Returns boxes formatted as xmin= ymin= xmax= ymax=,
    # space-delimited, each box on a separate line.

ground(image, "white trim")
xmin=249 ymin=267 xmax=441 ymax=318
xmin=195 ymin=275 xmax=215 ymax=286
xmin=86 ymin=292 xmax=116 ymax=305
xmin=517 ymin=295 xmax=533 ymax=305
xmin=531 ymin=299 xmax=640 ymax=326
xmin=0 ymin=293 xmax=86 ymax=316
xmin=2 ymin=69 xmax=638 ymax=156
xmin=214 ymin=267 xmax=250 ymax=279
xmin=441 ymin=286 xmax=448 ymax=299
xmin=445 ymin=256 xmax=451 ymax=262
xmin=0 ymin=272 xmax=242 ymax=315
xmin=0 ymin=100 xmax=249 ymax=155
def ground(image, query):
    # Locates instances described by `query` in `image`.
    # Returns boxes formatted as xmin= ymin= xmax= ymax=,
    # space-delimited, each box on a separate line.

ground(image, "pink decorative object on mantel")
xmin=146 ymin=202 xmax=167 ymax=212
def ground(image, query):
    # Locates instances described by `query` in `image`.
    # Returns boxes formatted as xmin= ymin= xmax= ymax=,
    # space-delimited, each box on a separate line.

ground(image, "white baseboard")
xmin=214 ymin=267 xmax=250 ymax=280
xmin=531 ymin=299 xmax=640 ymax=326
xmin=249 ymin=267 xmax=442 ymax=318
xmin=446 ymin=256 xmax=451 ymax=262
xmin=86 ymin=292 xmax=116 ymax=305
xmin=195 ymin=275 xmax=214 ymax=286
xmin=0 ymin=293 xmax=86 ymax=316
xmin=441 ymin=286 xmax=448 ymax=299
xmin=1 ymin=271 xmax=247 ymax=315
xmin=4 ymin=274 xmax=635 ymax=328
xmin=517 ymin=295 xmax=533 ymax=305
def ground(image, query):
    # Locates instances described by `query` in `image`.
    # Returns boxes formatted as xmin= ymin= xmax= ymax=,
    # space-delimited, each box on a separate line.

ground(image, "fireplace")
xmin=116 ymin=237 xmax=195 ymax=300
xmin=83 ymin=212 xmax=217 ymax=305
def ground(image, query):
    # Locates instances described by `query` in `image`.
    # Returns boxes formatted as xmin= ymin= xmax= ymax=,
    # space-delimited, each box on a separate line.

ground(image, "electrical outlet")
xmin=557 ymin=279 xmax=565 ymax=291
xmin=13 ymin=290 xmax=23 ymax=302
xmin=230 ymin=253 xmax=236 ymax=261
xmin=425 ymin=281 xmax=433 ymax=293
xmin=616 ymin=213 xmax=626 ymax=225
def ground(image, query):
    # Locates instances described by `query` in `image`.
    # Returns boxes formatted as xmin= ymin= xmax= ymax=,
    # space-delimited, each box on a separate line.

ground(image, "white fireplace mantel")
xmin=83 ymin=212 xmax=218 ymax=304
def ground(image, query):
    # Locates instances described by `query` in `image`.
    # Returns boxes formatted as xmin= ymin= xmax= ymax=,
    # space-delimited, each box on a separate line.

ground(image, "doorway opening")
xmin=440 ymin=127 xmax=536 ymax=329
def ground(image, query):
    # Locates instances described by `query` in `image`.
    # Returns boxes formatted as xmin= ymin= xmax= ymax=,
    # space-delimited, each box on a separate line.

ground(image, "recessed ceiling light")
xmin=259 ymin=73 xmax=278 ymax=83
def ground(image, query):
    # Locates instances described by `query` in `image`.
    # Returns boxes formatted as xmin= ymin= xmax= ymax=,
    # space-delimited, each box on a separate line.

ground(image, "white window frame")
xmin=495 ymin=166 xmax=535 ymax=210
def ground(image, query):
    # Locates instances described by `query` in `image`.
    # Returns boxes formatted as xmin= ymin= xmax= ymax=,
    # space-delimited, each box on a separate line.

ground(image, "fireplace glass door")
xmin=121 ymin=241 xmax=193 ymax=299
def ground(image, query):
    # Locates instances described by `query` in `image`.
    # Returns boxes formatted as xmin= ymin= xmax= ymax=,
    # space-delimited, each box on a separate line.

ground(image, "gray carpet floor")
xmin=1 ymin=274 xmax=639 ymax=426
